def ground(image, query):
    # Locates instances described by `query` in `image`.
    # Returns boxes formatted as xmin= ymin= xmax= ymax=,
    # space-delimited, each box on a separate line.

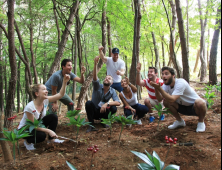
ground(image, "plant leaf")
xmin=138 ymin=163 xmax=156 ymax=170
xmin=131 ymin=151 xmax=155 ymax=167
xmin=66 ymin=161 xmax=77 ymax=170
xmin=164 ymin=164 xmax=180 ymax=170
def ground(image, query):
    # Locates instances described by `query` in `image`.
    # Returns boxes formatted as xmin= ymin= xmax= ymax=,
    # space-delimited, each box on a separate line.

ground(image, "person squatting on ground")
xmin=136 ymin=63 xmax=165 ymax=122
xmin=45 ymin=59 xmax=86 ymax=114
xmin=98 ymin=46 xmax=125 ymax=92
xmin=150 ymin=66 xmax=207 ymax=132
xmin=17 ymin=74 xmax=70 ymax=150
xmin=85 ymin=56 xmax=121 ymax=133
xmin=119 ymin=77 xmax=149 ymax=125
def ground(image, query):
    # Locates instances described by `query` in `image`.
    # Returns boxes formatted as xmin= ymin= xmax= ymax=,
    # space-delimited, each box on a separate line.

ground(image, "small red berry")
xmin=169 ymin=138 xmax=174 ymax=143
xmin=93 ymin=150 xmax=97 ymax=153
xmin=87 ymin=148 xmax=91 ymax=151
xmin=165 ymin=136 xmax=168 ymax=140
xmin=94 ymin=145 xmax=98 ymax=148
xmin=174 ymin=138 xmax=178 ymax=141
xmin=174 ymin=141 xmax=177 ymax=144
xmin=166 ymin=140 xmax=170 ymax=143
xmin=96 ymin=148 xmax=99 ymax=151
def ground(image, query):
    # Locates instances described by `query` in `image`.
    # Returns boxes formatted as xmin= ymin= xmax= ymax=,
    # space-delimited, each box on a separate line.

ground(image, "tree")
xmin=209 ymin=7 xmax=221 ymax=85
xmin=175 ymin=0 xmax=190 ymax=83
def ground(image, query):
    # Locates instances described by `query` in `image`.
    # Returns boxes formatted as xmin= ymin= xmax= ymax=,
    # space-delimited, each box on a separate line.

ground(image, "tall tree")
xmin=175 ymin=0 xmax=190 ymax=83
xmin=209 ymin=7 xmax=221 ymax=85
xmin=198 ymin=0 xmax=209 ymax=82
xmin=0 ymin=21 xmax=4 ymax=112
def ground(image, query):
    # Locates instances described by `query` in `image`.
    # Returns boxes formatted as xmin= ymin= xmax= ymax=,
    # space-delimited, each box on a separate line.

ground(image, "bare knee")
xmin=194 ymin=99 xmax=207 ymax=110
xmin=144 ymin=98 xmax=150 ymax=105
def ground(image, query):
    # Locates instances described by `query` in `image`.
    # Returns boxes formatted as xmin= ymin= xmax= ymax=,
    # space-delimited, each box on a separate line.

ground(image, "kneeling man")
xmin=150 ymin=66 xmax=207 ymax=132
xmin=85 ymin=56 xmax=121 ymax=133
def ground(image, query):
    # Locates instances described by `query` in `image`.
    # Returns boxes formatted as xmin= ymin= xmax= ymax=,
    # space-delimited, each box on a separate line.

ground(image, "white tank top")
xmin=121 ymin=88 xmax=138 ymax=106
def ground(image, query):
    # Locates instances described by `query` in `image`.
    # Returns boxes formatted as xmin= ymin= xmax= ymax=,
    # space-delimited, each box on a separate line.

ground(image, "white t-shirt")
xmin=106 ymin=57 xmax=125 ymax=83
xmin=121 ymin=88 xmax=138 ymax=106
xmin=162 ymin=79 xmax=200 ymax=106
xmin=18 ymin=99 xmax=49 ymax=129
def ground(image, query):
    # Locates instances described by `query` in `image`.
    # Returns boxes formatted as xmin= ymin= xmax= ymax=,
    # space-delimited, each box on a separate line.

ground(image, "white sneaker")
xmin=137 ymin=119 xmax=142 ymax=125
xmin=196 ymin=122 xmax=206 ymax=132
xmin=47 ymin=139 xmax=65 ymax=144
xmin=24 ymin=140 xmax=36 ymax=151
xmin=168 ymin=119 xmax=186 ymax=129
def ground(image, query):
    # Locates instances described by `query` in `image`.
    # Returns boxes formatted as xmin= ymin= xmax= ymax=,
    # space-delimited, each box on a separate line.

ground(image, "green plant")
xmin=87 ymin=145 xmax=99 ymax=170
xmin=131 ymin=150 xmax=180 ymax=170
xmin=153 ymin=104 xmax=172 ymax=131
xmin=204 ymin=92 xmax=216 ymax=109
xmin=115 ymin=115 xmax=137 ymax=145
xmin=66 ymin=109 xmax=81 ymax=118
xmin=66 ymin=161 xmax=77 ymax=170
xmin=25 ymin=118 xmax=46 ymax=145
xmin=101 ymin=112 xmax=117 ymax=138
xmin=0 ymin=126 xmax=31 ymax=163
xmin=67 ymin=115 xmax=93 ymax=158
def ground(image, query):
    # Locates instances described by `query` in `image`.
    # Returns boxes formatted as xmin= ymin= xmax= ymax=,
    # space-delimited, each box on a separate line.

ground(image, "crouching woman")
xmin=17 ymin=74 xmax=70 ymax=150
xmin=119 ymin=77 xmax=149 ymax=125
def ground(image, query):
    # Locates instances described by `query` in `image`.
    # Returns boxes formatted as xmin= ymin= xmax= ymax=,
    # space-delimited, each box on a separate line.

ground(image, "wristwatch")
xmin=129 ymin=83 xmax=132 ymax=86
xmin=107 ymin=102 xmax=110 ymax=107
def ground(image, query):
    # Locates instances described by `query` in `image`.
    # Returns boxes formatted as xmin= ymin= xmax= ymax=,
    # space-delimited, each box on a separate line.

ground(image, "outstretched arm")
xmin=73 ymin=66 xmax=86 ymax=84
xmin=93 ymin=56 xmax=100 ymax=81
xmin=48 ymin=74 xmax=70 ymax=103
xmin=125 ymin=77 xmax=137 ymax=93
xmin=99 ymin=46 xmax=108 ymax=63
xmin=136 ymin=63 xmax=146 ymax=86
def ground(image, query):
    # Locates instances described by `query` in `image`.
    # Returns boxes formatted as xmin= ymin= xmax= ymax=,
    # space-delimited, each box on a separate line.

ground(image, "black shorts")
xmin=177 ymin=102 xmax=208 ymax=116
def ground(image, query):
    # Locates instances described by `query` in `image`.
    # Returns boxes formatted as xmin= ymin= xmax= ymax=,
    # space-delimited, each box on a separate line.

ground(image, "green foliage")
xmin=0 ymin=126 xmax=31 ymax=162
xmin=131 ymin=150 xmax=180 ymax=170
xmin=66 ymin=110 xmax=81 ymax=118
xmin=115 ymin=115 xmax=137 ymax=144
xmin=101 ymin=112 xmax=117 ymax=137
xmin=66 ymin=161 xmax=77 ymax=170
xmin=204 ymin=92 xmax=216 ymax=109
xmin=25 ymin=118 xmax=46 ymax=145
xmin=67 ymin=115 xmax=92 ymax=129
xmin=153 ymin=104 xmax=172 ymax=131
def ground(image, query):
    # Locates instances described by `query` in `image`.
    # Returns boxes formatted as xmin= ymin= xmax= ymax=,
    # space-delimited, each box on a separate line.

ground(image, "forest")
xmin=0 ymin=0 xmax=221 ymax=169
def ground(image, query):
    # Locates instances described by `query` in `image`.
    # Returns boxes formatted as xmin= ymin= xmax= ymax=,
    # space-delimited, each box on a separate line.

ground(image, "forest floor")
xmin=0 ymin=80 xmax=221 ymax=170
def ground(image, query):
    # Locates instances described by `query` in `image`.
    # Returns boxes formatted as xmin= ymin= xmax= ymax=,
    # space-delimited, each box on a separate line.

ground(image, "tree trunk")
xmin=186 ymin=0 xmax=189 ymax=59
xmin=48 ymin=0 xmax=79 ymax=79
xmin=0 ymin=24 xmax=4 ymax=112
xmin=209 ymin=7 xmax=221 ymax=85
xmin=193 ymin=49 xmax=200 ymax=73
xmin=129 ymin=0 xmax=141 ymax=85
xmin=5 ymin=0 xmax=17 ymax=128
xmin=43 ymin=20 xmax=48 ymax=84
xmin=107 ymin=17 xmax=112 ymax=57
xmin=198 ymin=0 xmax=209 ymax=82
xmin=52 ymin=0 xmax=61 ymax=46
xmin=152 ymin=32 xmax=160 ymax=77
xmin=161 ymin=35 xmax=166 ymax=66
xmin=125 ymin=55 xmax=128 ymax=77
xmin=175 ymin=0 xmax=190 ymax=83
xmin=17 ymin=60 xmax=21 ymax=113
xmin=207 ymin=29 xmax=210 ymax=70
xmin=0 ymin=112 xmax=13 ymax=162
xmin=77 ymin=0 xmax=107 ymax=109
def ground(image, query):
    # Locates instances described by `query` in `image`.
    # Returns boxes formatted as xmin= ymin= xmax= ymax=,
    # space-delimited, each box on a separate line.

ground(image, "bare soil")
xmin=0 ymin=81 xmax=221 ymax=170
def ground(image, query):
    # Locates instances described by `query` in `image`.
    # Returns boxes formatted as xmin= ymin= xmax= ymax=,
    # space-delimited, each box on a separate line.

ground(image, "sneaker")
xmin=149 ymin=116 xmax=155 ymax=123
xmin=86 ymin=126 xmax=97 ymax=133
xmin=196 ymin=122 xmax=206 ymax=132
xmin=168 ymin=119 xmax=186 ymax=129
xmin=160 ymin=114 xmax=165 ymax=121
xmin=137 ymin=119 xmax=142 ymax=125
xmin=24 ymin=140 xmax=36 ymax=151
xmin=48 ymin=139 xmax=64 ymax=144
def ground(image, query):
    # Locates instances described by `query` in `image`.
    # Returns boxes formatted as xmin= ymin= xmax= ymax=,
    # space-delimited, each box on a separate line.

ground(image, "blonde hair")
xmin=30 ymin=84 xmax=42 ymax=99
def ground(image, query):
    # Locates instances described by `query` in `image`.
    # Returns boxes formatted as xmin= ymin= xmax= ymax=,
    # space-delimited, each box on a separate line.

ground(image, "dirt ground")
xmin=0 ymin=81 xmax=221 ymax=170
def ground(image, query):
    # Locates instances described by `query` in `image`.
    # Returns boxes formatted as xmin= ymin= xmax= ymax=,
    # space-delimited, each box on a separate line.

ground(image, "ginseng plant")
xmin=101 ymin=112 xmax=117 ymax=138
xmin=66 ymin=109 xmax=81 ymax=132
xmin=0 ymin=126 xmax=31 ymax=164
xmin=115 ymin=115 xmax=137 ymax=145
xmin=131 ymin=149 xmax=180 ymax=170
xmin=25 ymin=118 xmax=46 ymax=145
xmin=153 ymin=103 xmax=172 ymax=131
xmin=67 ymin=115 xmax=93 ymax=158
xmin=87 ymin=145 xmax=99 ymax=170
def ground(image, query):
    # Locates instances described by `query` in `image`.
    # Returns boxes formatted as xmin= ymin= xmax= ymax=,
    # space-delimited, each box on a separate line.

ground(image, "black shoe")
xmin=86 ymin=126 xmax=97 ymax=133
xmin=101 ymin=123 xmax=110 ymax=128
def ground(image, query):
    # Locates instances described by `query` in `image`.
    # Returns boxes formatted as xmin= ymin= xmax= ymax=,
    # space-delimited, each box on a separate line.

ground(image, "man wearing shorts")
xmin=136 ymin=63 xmax=164 ymax=122
xmin=150 ymin=66 xmax=207 ymax=132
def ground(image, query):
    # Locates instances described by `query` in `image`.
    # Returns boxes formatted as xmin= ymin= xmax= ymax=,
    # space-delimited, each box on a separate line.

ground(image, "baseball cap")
xmin=112 ymin=48 xmax=119 ymax=54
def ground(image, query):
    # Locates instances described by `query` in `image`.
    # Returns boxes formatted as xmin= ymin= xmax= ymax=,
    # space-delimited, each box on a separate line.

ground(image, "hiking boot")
xmin=168 ymin=119 xmax=186 ymax=129
xmin=24 ymin=140 xmax=36 ymax=151
xmin=196 ymin=122 xmax=206 ymax=132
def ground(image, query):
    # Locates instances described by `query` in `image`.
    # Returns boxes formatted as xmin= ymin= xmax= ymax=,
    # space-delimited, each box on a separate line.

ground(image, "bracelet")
xmin=129 ymin=83 xmax=132 ymax=86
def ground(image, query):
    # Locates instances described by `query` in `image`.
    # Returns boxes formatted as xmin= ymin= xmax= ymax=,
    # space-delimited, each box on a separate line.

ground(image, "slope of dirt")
xmin=0 ymin=82 xmax=221 ymax=170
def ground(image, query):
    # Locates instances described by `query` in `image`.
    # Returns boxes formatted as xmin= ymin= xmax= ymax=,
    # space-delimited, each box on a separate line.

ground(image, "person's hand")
xmin=125 ymin=77 xmax=129 ymax=85
xmin=129 ymin=106 xmax=136 ymax=114
xmin=63 ymin=74 xmax=70 ymax=83
xmin=136 ymin=63 xmax=141 ymax=72
xmin=48 ymin=130 xmax=58 ymax=138
xmin=150 ymin=81 xmax=161 ymax=90
xmin=116 ymin=70 xmax=121 ymax=75
xmin=94 ymin=56 xmax=100 ymax=64
xmin=100 ymin=103 xmax=107 ymax=113
xmin=81 ymin=66 xmax=86 ymax=74
xmin=99 ymin=46 xmax=104 ymax=51
xmin=52 ymin=103 xmax=59 ymax=112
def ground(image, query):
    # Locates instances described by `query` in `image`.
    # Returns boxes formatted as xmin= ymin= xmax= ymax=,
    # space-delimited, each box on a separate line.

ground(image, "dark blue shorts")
xmin=111 ymin=82 xmax=123 ymax=92
xmin=178 ymin=102 xmax=208 ymax=116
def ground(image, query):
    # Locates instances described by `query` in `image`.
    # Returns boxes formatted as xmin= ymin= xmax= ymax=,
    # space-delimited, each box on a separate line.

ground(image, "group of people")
xmin=18 ymin=46 xmax=208 ymax=151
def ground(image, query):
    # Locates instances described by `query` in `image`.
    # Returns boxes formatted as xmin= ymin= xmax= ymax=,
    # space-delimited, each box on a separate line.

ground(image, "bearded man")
xmin=85 ymin=56 xmax=121 ymax=133
xmin=150 ymin=66 xmax=207 ymax=132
